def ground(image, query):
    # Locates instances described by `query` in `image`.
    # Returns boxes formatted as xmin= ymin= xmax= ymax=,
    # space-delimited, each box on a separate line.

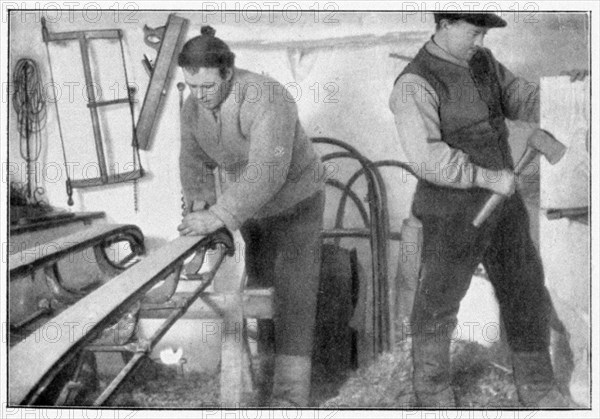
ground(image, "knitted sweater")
xmin=179 ymin=68 xmax=324 ymax=231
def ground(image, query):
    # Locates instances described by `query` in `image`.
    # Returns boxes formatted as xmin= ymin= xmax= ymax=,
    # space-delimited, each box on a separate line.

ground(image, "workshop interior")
xmin=5 ymin=9 xmax=591 ymax=408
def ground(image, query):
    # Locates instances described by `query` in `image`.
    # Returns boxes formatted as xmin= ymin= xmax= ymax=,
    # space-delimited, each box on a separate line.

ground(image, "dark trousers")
xmin=411 ymin=192 xmax=551 ymax=352
xmin=241 ymin=191 xmax=324 ymax=357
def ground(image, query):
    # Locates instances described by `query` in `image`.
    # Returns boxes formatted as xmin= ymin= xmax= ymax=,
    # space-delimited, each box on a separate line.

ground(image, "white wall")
xmin=539 ymin=77 xmax=590 ymax=406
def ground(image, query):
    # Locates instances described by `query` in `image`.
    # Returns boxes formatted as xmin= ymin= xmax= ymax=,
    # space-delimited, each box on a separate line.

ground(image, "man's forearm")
xmin=179 ymin=133 xmax=218 ymax=210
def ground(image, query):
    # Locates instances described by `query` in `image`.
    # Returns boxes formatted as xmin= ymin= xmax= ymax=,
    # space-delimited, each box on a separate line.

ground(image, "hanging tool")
xmin=177 ymin=81 xmax=189 ymax=217
xmin=546 ymin=206 xmax=589 ymax=220
xmin=143 ymin=24 xmax=166 ymax=50
xmin=472 ymin=129 xmax=567 ymax=227
xmin=137 ymin=14 xmax=189 ymax=150
xmin=177 ymin=82 xmax=186 ymax=110
xmin=41 ymin=17 xmax=144 ymax=206
xmin=142 ymin=54 xmax=154 ymax=76
xmin=141 ymin=23 xmax=166 ymax=75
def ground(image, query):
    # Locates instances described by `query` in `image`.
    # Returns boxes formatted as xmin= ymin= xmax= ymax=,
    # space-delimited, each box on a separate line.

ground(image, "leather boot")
xmin=270 ymin=355 xmax=312 ymax=407
xmin=412 ymin=335 xmax=456 ymax=408
xmin=512 ymin=350 xmax=573 ymax=407
xmin=253 ymin=319 xmax=275 ymax=406
xmin=254 ymin=353 xmax=275 ymax=406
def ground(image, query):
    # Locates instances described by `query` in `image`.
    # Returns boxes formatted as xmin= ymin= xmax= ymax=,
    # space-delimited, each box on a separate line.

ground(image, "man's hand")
xmin=560 ymin=69 xmax=589 ymax=82
xmin=178 ymin=210 xmax=225 ymax=236
xmin=491 ymin=169 xmax=516 ymax=196
xmin=475 ymin=167 xmax=516 ymax=197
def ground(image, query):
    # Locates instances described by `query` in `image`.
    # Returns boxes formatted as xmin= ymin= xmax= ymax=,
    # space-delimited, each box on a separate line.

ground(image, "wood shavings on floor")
xmin=101 ymin=339 xmax=521 ymax=408
xmin=322 ymin=339 xmax=520 ymax=408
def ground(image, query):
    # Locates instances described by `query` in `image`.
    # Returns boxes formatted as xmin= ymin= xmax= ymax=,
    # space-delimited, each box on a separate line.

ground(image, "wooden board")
xmin=8 ymin=235 xmax=209 ymax=404
xmin=140 ymin=288 xmax=274 ymax=319
xmin=9 ymin=224 xmax=143 ymax=276
xmin=136 ymin=14 xmax=188 ymax=150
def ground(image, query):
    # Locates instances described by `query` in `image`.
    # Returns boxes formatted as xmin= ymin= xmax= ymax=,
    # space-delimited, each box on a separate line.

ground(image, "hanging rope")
xmin=12 ymin=58 xmax=47 ymax=203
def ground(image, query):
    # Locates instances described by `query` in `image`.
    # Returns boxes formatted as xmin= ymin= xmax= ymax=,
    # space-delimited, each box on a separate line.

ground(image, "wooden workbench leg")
xmin=220 ymin=293 xmax=245 ymax=407
xmin=241 ymin=319 xmax=255 ymax=403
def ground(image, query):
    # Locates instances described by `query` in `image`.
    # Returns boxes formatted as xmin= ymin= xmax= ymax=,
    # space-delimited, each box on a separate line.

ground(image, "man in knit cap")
xmin=389 ymin=12 xmax=581 ymax=407
xmin=177 ymin=26 xmax=325 ymax=407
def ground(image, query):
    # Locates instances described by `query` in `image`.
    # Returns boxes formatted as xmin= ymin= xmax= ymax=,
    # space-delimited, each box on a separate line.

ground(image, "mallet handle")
xmin=513 ymin=147 xmax=537 ymax=174
xmin=472 ymin=147 xmax=538 ymax=227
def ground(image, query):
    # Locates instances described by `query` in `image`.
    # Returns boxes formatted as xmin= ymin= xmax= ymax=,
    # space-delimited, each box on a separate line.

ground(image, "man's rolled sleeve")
xmin=389 ymin=73 xmax=479 ymax=188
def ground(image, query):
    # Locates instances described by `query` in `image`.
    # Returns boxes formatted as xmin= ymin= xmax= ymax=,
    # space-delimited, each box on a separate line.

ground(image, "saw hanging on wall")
xmin=41 ymin=14 xmax=188 ymax=206
xmin=41 ymin=17 xmax=144 ymax=207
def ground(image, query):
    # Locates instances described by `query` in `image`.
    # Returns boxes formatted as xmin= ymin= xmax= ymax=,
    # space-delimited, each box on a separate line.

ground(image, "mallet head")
xmin=528 ymin=129 xmax=567 ymax=165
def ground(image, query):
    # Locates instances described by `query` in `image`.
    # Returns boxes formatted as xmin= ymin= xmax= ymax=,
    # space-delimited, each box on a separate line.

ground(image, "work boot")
xmin=270 ymin=355 xmax=312 ymax=407
xmin=253 ymin=353 xmax=275 ymax=406
xmin=512 ymin=350 xmax=573 ymax=408
xmin=412 ymin=335 xmax=456 ymax=408
xmin=251 ymin=319 xmax=276 ymax=406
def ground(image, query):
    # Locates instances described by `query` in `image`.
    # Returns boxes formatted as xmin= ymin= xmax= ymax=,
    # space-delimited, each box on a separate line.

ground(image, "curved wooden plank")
xmin=9 ymin=224 xmax=145 ymax=277
xmin=9 ymin=233 xmax=228 ymax=405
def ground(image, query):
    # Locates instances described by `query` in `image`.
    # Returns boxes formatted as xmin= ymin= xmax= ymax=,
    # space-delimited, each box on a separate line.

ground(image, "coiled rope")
xmin=12 ymin=58 xmax=47 ymax=202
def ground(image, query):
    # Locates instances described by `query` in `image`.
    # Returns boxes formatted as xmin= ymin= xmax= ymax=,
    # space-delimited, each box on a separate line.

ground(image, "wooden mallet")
xmin=472 ymin=129 xmax=567 ymax=227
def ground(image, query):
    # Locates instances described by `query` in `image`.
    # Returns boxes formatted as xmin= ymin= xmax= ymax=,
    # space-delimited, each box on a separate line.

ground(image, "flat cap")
xmin=434 ymin=12 xmax=507 ymax=28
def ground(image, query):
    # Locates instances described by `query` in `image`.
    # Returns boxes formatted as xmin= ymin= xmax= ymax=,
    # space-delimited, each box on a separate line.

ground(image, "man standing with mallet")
xmin=389 ymin=12 xmax=586 ymax=407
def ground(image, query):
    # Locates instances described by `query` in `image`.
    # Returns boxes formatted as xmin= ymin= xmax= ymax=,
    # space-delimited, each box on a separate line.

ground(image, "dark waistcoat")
xmin=397 ymin=46 xmax=513 ymax=217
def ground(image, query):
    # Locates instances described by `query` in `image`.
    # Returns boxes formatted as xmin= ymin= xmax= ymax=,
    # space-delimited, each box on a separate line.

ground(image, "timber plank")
xmin=9 ymin=224 xmax=143 ymax=276
xmin=9 ymin=235 xmax=208 ymax=404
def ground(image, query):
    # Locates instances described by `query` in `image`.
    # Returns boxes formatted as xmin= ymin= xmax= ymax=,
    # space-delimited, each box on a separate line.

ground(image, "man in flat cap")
xmin=389 ymin=12 xmax=579 ymax=407
xmin=177 ymin=26 xmax=325 ymax=407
